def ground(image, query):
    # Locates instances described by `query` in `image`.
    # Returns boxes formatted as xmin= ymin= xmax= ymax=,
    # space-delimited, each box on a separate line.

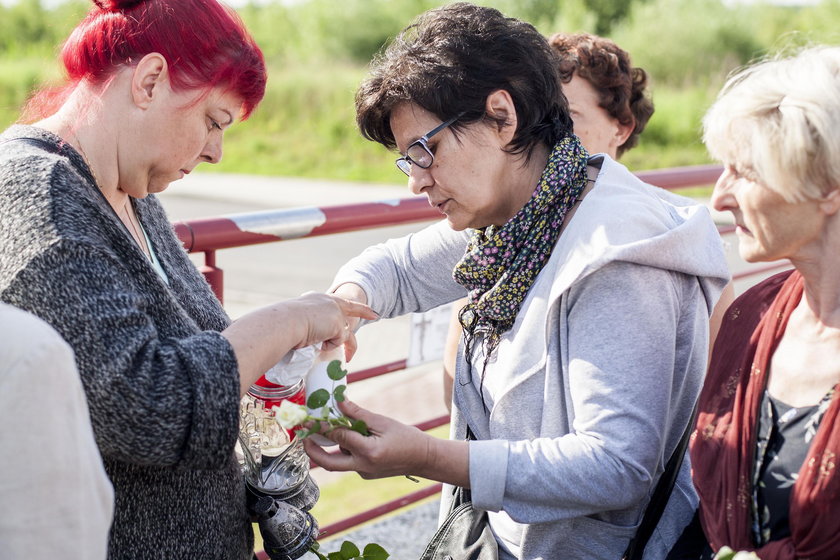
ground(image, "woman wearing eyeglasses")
xmin=305 ymin=3 xmax=729 ymax=559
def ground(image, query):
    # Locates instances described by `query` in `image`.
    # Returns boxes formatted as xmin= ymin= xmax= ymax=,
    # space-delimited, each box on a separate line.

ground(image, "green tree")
xmin=588 ymin=0 xmax=644 ymax=35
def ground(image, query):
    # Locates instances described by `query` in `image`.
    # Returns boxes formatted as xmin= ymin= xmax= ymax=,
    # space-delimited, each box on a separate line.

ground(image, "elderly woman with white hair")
xmin=687 ymin=46 xmax=840 ymax=559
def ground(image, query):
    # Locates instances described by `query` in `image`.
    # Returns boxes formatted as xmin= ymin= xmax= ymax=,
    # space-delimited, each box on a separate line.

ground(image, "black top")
xmin=751 ymin=388 xmax=834 ymax=546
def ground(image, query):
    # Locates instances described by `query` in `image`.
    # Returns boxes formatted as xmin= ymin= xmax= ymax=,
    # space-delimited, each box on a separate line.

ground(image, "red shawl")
xmin=691 ymin=270 xmax=840 ymax=559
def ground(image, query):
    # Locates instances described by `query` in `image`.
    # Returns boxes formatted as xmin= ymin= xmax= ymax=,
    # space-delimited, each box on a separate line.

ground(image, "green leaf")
xmin=334 ymin=384 xmax=347 ymax=402
xmin=327 ymin=552 xmax=344 ymax=560
xmin=307 ymin=388 xmax=330 ymax=409
xmin=327 ymin=359 xmax=348 ymax=381
xmin=340 ymin=541 xmax=361 ymax=557
xmin=309 ymin=422 xmax=322 ymax=434
xmin=350 ymin=419 xmax=369 ymax=436
xmin=308 ymin=542 xmax=329 ymax=560
xmin=294 ymin=428 xmax=310 ymax=439
xmin=362 ymin=543 xmax=390 ymax=559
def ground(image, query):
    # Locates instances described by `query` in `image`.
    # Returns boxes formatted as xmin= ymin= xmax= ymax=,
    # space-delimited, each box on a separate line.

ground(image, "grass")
xmin=1 ymin=54 xmax=719 ymax=183
xmin=0 ymin=56 xmax=62 ymax=127
xmin=4 ymin=0 xmax=840 ymax=182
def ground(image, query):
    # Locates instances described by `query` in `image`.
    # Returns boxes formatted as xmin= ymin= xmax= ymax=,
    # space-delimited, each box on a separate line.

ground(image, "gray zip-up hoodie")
xmin=332 ymin=155 xmax=730 ymax=559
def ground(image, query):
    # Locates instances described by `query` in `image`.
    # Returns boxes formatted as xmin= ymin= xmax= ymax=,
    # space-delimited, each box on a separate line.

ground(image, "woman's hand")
xmin=330 ymin=282 xmax=370 ymax=335
xmin=303 ymin=400 xmax=470 ymax=487
xmin=290 ymin=291 xmax=377 ymax=361
xmin=223 ymin=291 xmax=376 ymax=395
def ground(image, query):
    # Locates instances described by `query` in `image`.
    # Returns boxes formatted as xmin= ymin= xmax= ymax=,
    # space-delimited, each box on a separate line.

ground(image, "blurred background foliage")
xmin=1 ymin=0 xmax=839 ymax=182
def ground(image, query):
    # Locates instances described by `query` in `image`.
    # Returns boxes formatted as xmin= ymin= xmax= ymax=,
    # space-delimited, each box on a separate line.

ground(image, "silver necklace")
xmin=75 ymin=137 xmax=150 ymax=260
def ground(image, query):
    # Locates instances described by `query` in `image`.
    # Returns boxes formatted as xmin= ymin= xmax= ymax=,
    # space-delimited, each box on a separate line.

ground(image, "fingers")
xmin=338 ymin=298 xmax=378 ymax=321
xmin=343 ymin=332 xmax=358 ymax=361
xmin=319 ymin=322 xmax=358 ymax=356
xmin=303 ymin=437 xmax=358 ymax=472
xmin=332 ymin=295 xmax=377 ymax=335
xmin=301 ymin=421 xmax=375 ymax=473
xmin=335 ymin=399 xmax=371 ymax=423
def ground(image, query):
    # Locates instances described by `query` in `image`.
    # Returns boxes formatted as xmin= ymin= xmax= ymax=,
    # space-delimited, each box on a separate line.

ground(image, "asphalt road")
xmin=158 ymin=171 xmax=784 ymax=306
xmin=158 ymin=173 xmax=425 ymax=368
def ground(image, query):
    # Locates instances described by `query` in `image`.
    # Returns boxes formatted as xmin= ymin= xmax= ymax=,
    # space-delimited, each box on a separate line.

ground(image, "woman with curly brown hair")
xmin=548 ymin=32 xmax=654 ymax=159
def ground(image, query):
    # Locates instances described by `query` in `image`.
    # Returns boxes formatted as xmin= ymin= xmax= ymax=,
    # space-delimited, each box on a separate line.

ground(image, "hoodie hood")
xmin=547 ymin=155 xmax=730 ymax=313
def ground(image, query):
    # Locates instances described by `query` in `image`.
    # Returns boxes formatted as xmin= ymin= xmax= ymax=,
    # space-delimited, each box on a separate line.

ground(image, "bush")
xmin=3 ymin=0 xmax=840 ymax=180
xmin=611 ymin=0 xmax=764 ymax=88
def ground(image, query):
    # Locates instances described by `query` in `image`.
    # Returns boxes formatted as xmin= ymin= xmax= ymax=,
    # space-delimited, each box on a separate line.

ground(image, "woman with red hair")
xmin=0 ymin=1 xmax=373 ymax=558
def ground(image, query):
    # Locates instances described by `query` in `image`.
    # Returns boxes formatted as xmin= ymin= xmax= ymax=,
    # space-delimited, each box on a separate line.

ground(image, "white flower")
xmin=273 ymin=400 xmax=309 ymax=430
xmin=714 ymin=548 xmax=762 ymax=560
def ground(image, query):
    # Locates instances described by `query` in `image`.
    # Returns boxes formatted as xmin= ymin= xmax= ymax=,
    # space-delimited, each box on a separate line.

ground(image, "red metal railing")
xmin=170 ymin=163 xmax=790 ymax=556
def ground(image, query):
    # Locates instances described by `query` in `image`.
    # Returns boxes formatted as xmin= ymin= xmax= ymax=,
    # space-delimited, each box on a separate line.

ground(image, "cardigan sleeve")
xmin=470 ymin=260 xmax=705 ymax=523
xmin=5 ymin=239 xmax=241 ymax=470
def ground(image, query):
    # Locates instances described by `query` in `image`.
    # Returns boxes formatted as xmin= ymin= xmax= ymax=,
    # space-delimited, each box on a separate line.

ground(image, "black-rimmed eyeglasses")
xmin=395 ymin=113 xmax=463 ymax=176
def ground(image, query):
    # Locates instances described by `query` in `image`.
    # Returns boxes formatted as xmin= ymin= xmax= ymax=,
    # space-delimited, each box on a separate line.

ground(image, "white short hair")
xmin=703 ymin=45 xmax=840 ymax=202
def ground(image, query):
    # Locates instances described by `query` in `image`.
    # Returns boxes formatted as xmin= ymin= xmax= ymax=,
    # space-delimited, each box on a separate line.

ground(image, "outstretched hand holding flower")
xmin=273 ymin=360 xmax=370 ymax=438
xmin=272 ymin=360 xmax=389 ymax=560
xmin=294 ymin=372 xmax=470 ymax=488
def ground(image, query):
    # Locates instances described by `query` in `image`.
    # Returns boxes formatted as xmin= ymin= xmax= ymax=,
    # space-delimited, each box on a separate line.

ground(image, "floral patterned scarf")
xmin=453 ymin=136 xmax=589 ymax=369
xmin=691 ymin=270 xmax=840 ymax=559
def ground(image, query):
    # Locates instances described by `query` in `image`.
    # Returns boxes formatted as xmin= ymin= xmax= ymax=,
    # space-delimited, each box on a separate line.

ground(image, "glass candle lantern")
xmin=237 ymin=378 xmax=314 ymax=503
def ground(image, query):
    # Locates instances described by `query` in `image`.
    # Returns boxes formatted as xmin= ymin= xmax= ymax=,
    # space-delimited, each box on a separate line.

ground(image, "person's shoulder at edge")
xmin=581 ymin=155 xmax=707 ymax=234
xmin=0 ymin=302 xmax=74 ymax=366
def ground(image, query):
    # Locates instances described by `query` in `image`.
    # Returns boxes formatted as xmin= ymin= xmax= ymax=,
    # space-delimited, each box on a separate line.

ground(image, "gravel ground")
xmin=301 ymin=499 xmax=440 ymax=559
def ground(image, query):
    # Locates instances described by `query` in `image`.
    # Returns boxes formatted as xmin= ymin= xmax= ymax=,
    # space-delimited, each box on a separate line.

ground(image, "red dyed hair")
xmin=24 ymin=0 xmax=266 ymax=121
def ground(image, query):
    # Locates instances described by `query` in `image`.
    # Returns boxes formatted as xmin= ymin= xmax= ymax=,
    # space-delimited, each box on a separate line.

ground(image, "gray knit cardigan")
xmin=0 ymin=125 xmax=252 ymax=559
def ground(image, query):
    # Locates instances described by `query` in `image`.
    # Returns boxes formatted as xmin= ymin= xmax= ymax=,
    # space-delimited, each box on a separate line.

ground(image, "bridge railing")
xmin=169 ymin=163 xmax=789 ymax=556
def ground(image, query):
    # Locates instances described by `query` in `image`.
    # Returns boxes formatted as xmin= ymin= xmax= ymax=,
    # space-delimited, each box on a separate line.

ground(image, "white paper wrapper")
xmin=305 ymin=346 xmax=345 ymax=447
xmin=263 ymin=344 xmax=319 ymax=386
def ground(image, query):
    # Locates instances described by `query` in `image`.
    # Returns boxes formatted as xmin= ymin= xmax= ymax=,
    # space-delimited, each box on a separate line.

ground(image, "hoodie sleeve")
xmin=330 ymin=219 xmax=470 ymax=318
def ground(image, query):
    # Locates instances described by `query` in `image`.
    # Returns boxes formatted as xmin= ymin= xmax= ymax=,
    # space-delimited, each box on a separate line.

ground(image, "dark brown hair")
xmin=356 ymin=2 xmax=572 ymax=160
xmin=548 ymin=32 xmax=653 ymax=157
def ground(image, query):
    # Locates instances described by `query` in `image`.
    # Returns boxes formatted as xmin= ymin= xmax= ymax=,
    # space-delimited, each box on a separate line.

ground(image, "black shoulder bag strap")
xmin=623 ymin=401 xmax=699 ymax=560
